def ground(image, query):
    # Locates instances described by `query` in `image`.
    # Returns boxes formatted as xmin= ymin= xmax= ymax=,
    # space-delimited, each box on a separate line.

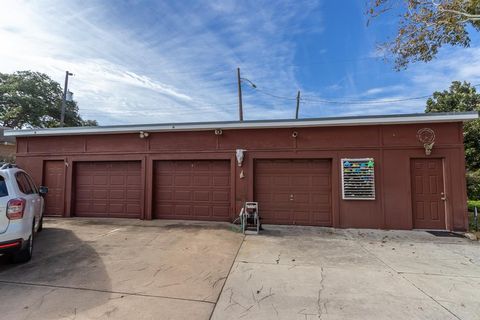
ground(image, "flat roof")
xmin=5 ymin=112 xmax=478 ymax=137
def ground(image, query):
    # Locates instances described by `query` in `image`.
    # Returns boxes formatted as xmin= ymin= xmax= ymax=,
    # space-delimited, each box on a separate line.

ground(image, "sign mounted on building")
xmin=341 ymin=158 xmax=375 ymax=200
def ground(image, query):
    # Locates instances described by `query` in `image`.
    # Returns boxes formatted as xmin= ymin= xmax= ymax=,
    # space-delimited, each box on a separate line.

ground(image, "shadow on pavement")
xmin=0 ymin=226 xmax=112 ymax=320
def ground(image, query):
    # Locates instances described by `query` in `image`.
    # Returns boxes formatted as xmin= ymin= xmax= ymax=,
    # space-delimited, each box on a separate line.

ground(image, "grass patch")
xmin=467 ymin=200 xmax=480 ymax=231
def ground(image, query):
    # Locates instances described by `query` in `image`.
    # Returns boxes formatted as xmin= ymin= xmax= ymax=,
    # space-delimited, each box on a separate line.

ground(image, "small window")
xmin=15 ymin=172 xmax=33 ymax=195
xmin=0 ymin=176 xmax=8 ymax=197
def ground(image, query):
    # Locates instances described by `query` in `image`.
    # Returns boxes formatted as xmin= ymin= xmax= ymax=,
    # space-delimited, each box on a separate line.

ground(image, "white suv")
xmin=0 ymin=164 xmax=47 ymax=263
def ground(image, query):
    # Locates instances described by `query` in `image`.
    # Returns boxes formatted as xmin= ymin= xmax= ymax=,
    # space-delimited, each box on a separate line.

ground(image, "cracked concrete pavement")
xmin=211 ymin=226 xmax=480 ymax=320
xmin=0 ymin=219 xmax=479 ymax=319
xmin=0 ymin=218 xmax=244 ymax=320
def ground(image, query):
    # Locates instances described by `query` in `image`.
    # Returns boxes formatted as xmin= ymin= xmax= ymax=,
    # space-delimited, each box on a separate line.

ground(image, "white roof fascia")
xmin=4 ymin=112 xmax=478 ymax=137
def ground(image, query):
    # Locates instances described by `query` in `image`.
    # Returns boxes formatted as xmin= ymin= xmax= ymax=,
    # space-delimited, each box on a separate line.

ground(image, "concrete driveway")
xmin=0 ymin=218 xmax=244 ymax=320
xmin=212 ymin=227 xmax=480 ymax=320
xmin=0 ymin=219 xmax=478 ymax=320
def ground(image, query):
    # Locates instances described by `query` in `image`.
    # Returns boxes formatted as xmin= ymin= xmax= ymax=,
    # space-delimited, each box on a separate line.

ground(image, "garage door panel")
xmin=175 ymin=205 xmax=191 ymax=216
xmin=156 ymin=175 xmax=173 ymax=186
xmin=158 ymin=190 xmax=173 ymax=200
xmin=255 ymin=159 xmax=332 ymax=226
xmin=213 ymin=191 xmax=229 ymax=202
xmin=273 ymin=176 xmax=289 ymax=186
xmin=273 ymin=193 xmax=291 ymax=202
xmin=175 ymin=162 xmax=191 ymax=170
xmin=154 ymin=160 xmax=231 ymax=221
xmin=93 ymin=175 xmax=108 ymax=185
xmin=194 ymin=191 xmax=210 ymax=201
xmin=93 ymin=203 xmax=108 ymax=212
xmin=77 ymin=189 xmax=93 ymax=200
xmin=193 ymin=176 xmax=210 ymax=186
xmin=174 ymin=190 xmax=191 ymax=201
xmin=212 ymin=206 xmax=230 ymax=217
xmin=109 ymin=190 xmax=125 ymax=199
xmin=127 ymin=190 xmax=142 ymax=200
xmin=109 ymin=176 xmax=125 ymax=185
xmin=194 ymin=206 xmax=210 ymax=217
xmin=127 ymin=204 xmax=141 ymax=214
xmin=74 ymin=161 xmax=142 ymax=218
xmin=312 ymin=193 xmax=331 ymax=204
xmin=291 ymin=176 xmax=311 ymax=187
xmin=109 ymin=203 xmax=125 ymax=213
xmin=174 ymin=175 xmax=191 ymax=186
xmin=93 ymin=190 xmax=107 ymax=199
xmin=212 ymin=176 xmax=229 ymax=186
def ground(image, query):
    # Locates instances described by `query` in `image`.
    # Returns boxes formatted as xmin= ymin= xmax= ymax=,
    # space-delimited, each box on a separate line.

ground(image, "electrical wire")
xmin=301 ymin=95 xmax=432 ymax=105
xmin=248 ymin=83 xmax=480 ymax=106
xmin=252 ymin=88 xmax=298 ymax=101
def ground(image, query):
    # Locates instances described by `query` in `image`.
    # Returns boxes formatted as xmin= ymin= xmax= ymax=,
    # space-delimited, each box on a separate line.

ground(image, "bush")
xmin=466 ymin=170 xmax=480 ymax=200
xmin=467 ymin=200 xmax=480 ymax=212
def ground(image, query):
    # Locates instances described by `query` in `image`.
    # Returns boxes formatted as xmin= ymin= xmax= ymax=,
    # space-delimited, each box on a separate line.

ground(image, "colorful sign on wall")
xmin=341 ymin=158 xmax=375 ymax=200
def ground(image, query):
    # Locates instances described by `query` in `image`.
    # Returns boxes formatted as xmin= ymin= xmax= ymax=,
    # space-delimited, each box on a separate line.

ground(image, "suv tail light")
xmin=7 ymin=198 xmax=26 ymax=220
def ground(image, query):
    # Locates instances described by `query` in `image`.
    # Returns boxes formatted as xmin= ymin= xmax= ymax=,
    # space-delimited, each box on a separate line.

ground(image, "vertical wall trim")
xmin=443 ymin=156 xmax=452 ymax=230
xmin=379 ymin=126 xmax=386 ymax=229
xmin=230 ymin=155 xmax=237 ymax=221
xmin=145 ymin=156 xmax=153 ymax=220
xmin=140 ymin=156 xmax=146 ymax=220
xmin=65 ymin=157 xmax=73 ymax=217
xmin=332 ymin=153 xmax=340 ymax=228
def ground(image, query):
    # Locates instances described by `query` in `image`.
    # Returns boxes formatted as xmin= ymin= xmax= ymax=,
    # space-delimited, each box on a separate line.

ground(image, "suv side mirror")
xmin=39 ymin=186 xmax=48 ymax=195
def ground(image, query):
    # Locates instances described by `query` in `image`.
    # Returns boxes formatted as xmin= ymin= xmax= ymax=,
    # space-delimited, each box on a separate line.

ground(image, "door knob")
xmin=440 ymin=192 xmax=446 ymax=201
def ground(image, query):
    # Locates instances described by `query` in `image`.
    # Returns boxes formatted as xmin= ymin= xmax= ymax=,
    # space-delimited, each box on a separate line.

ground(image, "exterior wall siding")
xmin=14 ymin=122 xmax=469 ymax=231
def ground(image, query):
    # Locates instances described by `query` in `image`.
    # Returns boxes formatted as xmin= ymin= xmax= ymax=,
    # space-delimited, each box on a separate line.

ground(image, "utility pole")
xmin=60 ymin=71 xmax=73 ymax=127
xmin=237 ymin=67 xmax=243 ymax=121
xmin=295 ymin=90 xmax=301 ymax=119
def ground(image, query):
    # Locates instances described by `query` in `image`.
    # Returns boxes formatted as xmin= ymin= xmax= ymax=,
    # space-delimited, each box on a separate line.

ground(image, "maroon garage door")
xmin=154 ymin=160 xmax=231 ymax=221
xmin=255 ymin=159 xmax=332 ymax=226
xmin=74 ymin=161 xmax=142 ymax=218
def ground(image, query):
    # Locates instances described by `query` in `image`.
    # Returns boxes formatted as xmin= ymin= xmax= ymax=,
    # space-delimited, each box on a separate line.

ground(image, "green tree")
xmin=425 ymin=81 xmax=480 ymax=170
xmin=0 ymin=71 xmax=97 ymax=128
xmin=367 ymin=0 xmax=480 ymax=69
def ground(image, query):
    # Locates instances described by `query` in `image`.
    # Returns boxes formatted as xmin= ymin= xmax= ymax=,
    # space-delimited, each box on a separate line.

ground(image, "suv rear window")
xmin=0 ymin=176 xmax=8 ymax=197
xmin=15 ymin=172 xmax=34 ymax=195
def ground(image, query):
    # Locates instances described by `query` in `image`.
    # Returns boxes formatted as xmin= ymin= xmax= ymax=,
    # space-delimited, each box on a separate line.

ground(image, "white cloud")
xmin=1 ymin=0 xmax=479 ymax=125
xmin=0 ymin=0 xmax=323 ymax=125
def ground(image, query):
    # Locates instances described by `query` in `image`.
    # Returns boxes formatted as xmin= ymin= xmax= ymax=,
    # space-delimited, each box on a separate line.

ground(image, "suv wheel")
xmin=13 ymin=221 xmax=34 ymax=263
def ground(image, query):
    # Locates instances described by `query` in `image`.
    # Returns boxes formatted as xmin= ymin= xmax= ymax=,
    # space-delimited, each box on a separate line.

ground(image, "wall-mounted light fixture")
xmin=139 ymin=131 xmax=149 ymax=139
xmin=236 ymin=149 xmax=246 ymax=167
xmin=292 ymin=131 xmax=298 ymax=138
xmin=215 ymin=129 xmax=223 ymax=135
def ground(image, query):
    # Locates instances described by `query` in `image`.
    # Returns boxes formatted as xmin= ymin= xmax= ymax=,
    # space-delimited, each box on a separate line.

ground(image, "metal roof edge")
xmin=5 ymin=112 xmax=478 ymax=137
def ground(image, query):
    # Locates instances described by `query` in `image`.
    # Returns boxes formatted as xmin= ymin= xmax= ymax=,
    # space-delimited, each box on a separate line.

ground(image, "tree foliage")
xmin=367 ymin=0 xmax=480 ymax=69
xmin=425 ymin=81 xmax=480 ymax=170
xmin=0 ymin=71 xmax=97 ymax=129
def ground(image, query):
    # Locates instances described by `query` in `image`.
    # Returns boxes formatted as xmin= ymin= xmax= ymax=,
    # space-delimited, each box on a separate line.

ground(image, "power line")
xmin=253 ymin=87 xmax=298 ymax=101
xmin=301 ymin=95 xmax=432 ymax=105
xmin=246 ymin=83 xmax=480 ymax=106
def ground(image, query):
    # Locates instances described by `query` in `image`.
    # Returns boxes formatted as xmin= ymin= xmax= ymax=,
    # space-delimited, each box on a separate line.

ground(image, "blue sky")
xmin=1 ymin=0 xmax=479 ymax=125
